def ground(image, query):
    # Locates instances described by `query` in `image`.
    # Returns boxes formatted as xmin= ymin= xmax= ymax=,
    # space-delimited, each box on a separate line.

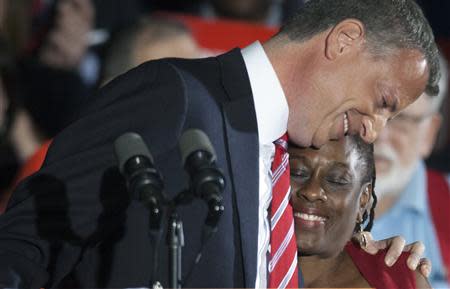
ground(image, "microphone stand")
xmin=151 ymin=187 xmax=220 ymax=289
xmin=164 ymin=190 xmax=192 ymax=289
xmin=167 ymin=210 xmax=184 ymax=289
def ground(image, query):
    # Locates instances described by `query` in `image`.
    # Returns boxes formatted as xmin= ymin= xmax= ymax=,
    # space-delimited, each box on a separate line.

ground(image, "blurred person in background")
xmin=0 ymin=36 xmax=19 ymax=192
xmin=0 ymin=15 xmax=200 ymax=212
xmin=415 ymin=0 xmax=450 ymax=173
xmin=150 ymin=0 xmax=304 ymax=26
xmin=100 ymin=16 xmax=200 ymax=86
xmin=200 ymin=0 xmax=286 ymax=26
xmin=0 ymin=37 xmax=49 ymax=211
xmin=0 ymin=0 xmax=148 ymax=211
xmin=35 ymin=0 xmax=94 ymax=73
xmin=3 ymin=0 xmax=154 ymax=138
xmin=371 ymin=53 xmax=450 ymax=289
xmin=1 ymin=0 xmax=95 ymax=138
xmin=0 ymin=0 xmax=5 ymax=32
xmin=426 ymin=52 xmax=450 ymax=173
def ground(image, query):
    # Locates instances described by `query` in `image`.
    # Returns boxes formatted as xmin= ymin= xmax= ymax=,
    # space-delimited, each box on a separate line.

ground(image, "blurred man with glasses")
xmin=372 ymin=54 xmax=450 ymax=289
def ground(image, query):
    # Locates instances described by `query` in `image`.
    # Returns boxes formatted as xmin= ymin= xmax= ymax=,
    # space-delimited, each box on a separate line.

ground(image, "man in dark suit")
xmin=0 ymin=0 xmax=441 ymax=288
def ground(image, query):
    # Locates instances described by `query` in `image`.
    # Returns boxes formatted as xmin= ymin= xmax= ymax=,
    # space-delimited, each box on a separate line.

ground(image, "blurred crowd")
xmin=0 ymin=0 xmax=449 ymax=287
xmin=0 ymin=0 xmax=301 ymax=194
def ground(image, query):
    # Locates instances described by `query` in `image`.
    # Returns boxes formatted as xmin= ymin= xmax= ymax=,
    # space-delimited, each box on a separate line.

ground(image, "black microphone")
xmin=114 ymin=132 xmax=165 ymax=230
xmin=178 ymin=129 xmax=225 ymax=229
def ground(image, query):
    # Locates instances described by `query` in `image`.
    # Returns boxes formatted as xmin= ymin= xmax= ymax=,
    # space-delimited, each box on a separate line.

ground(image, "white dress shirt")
xmin=241 ymin=41 xmax=289 ymax=288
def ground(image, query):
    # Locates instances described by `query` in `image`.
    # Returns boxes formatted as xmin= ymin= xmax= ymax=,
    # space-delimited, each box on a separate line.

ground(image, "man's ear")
xmin=359 ymin=182 xmax=373 ymax=215
xmin=325 ymin=19 xmax=366 ymax=60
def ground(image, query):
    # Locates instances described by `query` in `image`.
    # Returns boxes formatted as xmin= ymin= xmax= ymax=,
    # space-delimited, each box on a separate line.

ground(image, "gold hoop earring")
xmin=358 ymin=224 xmax=368 ymax=249
xmin=355 ymin=215 xmax=367 ymax=249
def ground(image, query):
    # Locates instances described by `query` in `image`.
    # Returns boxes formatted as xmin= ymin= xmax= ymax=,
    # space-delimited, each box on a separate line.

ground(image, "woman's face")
xmin=289 ymin=137 xmax=369 ymax=258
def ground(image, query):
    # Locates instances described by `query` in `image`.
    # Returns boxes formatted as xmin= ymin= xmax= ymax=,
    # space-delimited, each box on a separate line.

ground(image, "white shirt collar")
xmin=241 ymin=41 xmax=289 ymax=145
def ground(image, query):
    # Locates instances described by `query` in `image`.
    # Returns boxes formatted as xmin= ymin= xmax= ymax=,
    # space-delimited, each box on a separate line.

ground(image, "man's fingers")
xmin=419 ymin=258 xmax=432 ymax=278
xmin=384 ymin=236 xmax=405 ymax=267
xmin=404 ymin=241 xmax=425 ymax=255
xmin=368 ymin=238 xmax=427 ymax=270
xmin=404 ymin=241 xmax=425 ymax=270
xmin=407 ymin=252 xmax=420 ymax=270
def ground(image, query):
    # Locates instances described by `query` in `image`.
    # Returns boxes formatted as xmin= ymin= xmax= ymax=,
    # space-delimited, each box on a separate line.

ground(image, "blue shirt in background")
xmin=371 ymin=161 xmax=449 ymax=289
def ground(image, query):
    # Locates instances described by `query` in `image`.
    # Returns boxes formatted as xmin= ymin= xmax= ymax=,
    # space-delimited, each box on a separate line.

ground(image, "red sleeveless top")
xmin=426 ymin=169 xmax=450 ymax=282
xmin=345 ymin=242 xmax=416 ymax=289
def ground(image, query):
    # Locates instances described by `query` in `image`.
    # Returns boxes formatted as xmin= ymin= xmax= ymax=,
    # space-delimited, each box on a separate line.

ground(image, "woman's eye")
xmin=325 ymin=177 xmax=350 ymax=186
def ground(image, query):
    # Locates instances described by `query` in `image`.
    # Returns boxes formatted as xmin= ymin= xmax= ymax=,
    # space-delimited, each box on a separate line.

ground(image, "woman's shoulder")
xmin=344 ymin=242 xmax=417 ymax=289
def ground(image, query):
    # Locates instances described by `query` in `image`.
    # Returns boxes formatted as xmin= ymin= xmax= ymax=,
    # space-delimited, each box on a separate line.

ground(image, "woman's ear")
xmin=359 ymin=182 xmax=373 ymax=215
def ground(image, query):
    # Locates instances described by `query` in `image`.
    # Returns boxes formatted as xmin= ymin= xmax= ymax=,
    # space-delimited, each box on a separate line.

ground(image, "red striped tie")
xmin=268 ymin=133 xmax=298 ymax=289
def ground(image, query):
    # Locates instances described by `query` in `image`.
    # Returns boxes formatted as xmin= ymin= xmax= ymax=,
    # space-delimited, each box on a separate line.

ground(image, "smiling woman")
xmin=289 ymin=135 xmax=431 ymax=288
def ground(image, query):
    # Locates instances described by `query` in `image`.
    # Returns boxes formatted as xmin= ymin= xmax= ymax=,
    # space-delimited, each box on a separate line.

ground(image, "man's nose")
xmin=360 ymin=115 xmax=388 ymax=143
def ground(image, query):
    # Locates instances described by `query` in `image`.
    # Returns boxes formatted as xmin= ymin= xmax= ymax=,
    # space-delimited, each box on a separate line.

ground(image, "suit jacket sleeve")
xmin=0 ymin=59 xmax=189 ymax=288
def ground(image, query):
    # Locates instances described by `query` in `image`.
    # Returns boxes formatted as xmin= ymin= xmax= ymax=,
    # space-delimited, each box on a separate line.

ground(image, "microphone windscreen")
xmin=114 ymin=132 xmax=154 ymax=173
xmin=179 ymin=129 xmax=216 ymax=166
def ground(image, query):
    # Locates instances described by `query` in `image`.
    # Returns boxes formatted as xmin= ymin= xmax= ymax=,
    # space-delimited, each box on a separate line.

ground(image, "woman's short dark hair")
xmin=348 ymin=135 xmax=377 ymax=232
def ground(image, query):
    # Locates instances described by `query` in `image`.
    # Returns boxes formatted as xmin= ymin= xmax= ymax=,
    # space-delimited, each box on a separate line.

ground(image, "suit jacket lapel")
xmin=218 ymin=49 xmax=259 ymax=287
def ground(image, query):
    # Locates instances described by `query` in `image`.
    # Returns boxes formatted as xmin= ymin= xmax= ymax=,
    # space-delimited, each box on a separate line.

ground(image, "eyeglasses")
xmin=387 ymin=113 xmax=432 ymax=131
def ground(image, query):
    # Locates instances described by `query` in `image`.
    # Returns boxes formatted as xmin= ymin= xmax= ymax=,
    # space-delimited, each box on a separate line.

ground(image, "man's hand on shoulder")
xmin=357 ymin=232 xmax=432 ymax=278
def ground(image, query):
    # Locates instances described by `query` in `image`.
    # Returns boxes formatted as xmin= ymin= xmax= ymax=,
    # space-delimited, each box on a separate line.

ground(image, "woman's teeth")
xmin=294 ymin=212 xmax=326 ymax=222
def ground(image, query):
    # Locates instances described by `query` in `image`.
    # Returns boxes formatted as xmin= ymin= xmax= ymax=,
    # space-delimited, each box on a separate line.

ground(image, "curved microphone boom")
xmin=114 ymin=132 xmax=165 ymax=230
xmin=179 ymin=129 xmax=225 ymax=230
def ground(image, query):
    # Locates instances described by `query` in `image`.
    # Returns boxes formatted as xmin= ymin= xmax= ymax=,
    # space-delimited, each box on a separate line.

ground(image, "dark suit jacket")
xmin=0 ymin=49 xmax=260 ymax=288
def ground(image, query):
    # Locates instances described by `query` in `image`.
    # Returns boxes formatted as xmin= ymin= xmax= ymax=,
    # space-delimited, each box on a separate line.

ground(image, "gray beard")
xmin=375 ymin=160 xmax=419 ymax=200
